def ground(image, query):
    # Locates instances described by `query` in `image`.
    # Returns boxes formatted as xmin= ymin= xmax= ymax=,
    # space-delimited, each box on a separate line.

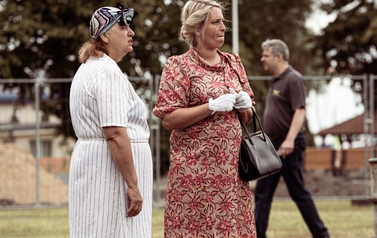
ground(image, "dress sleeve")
xmin=230 ymin=53 xmax=254 ymax=100
xmin=94 ymin=68 xmax=128 ymax=128
xmin=153 ymin=56 xmax=190 ymax=120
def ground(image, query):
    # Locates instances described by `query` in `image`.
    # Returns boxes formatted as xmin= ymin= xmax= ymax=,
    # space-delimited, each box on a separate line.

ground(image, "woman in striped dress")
xmin=69 ymin=3 xmax=152 ymax=237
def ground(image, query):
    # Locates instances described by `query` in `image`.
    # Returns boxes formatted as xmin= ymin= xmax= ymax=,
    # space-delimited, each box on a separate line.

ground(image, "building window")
xmin=30 ymin=140 xmax=52 ymax=157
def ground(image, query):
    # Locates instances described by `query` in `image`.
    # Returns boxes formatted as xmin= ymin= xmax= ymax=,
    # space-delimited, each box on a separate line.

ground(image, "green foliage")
xmin=0 ymin=0 xmax=188 ymax=139
xmin=0 ymin=0 xmax=89 ymax=78
xmin=0 ymin=0 xmax=318 ymax=79
xmin=120 ymin=0 xmax=188 ymax=76
xmin=222 ymin=0 xmax=318 ymax=146
xmin=222 ymin=0 xmax=318 ymax=133
xmin=0 ymin=0 xmax=322 ymax=162
xmin=315 ymin=0 xmax=377 ymax=75
xmin=0 ymin=0 xmax=189 ymax=78
xmin=313 ymin=0 xmax=377 ymax=110
xmin=227 ymin=0 xmax=315 ymax=76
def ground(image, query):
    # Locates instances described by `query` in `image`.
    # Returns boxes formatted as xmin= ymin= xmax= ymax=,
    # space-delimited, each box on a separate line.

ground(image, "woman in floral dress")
xmin=153 ymin=0 xmax=256 ymax=237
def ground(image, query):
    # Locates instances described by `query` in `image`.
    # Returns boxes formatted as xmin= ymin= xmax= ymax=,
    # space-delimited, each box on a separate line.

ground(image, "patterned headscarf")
xmin=89 ymin=2 xmax=138 ymax=40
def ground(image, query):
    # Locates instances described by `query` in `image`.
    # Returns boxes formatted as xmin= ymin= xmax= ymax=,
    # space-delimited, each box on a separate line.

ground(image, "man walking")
xmin=254 ymin=39 xmax=330 ymax=238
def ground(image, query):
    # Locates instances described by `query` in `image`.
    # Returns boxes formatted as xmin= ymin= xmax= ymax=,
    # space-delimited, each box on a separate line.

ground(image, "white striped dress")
xmin=69 ymin=54 xmax=153 ymax=238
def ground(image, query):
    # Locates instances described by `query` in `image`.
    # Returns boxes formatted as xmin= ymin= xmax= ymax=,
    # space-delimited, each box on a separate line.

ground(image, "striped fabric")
xmin=69 ymin=54 xmax=153 ymax=238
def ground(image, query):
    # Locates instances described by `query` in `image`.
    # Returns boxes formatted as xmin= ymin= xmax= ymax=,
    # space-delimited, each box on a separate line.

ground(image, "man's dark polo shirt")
xmin=263 ymin=66 xmax=306 ymax=136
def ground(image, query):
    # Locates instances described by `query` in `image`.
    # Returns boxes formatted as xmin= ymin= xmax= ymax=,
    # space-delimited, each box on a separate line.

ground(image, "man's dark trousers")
xmin=254 ymin=133 xmax=330 ymax=238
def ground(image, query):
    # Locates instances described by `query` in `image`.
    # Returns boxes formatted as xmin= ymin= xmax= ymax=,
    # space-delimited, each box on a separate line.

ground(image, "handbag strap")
xmin=224 ymin=57 xmax=266 ymax=141
xmin=238 ymin=107 xmax=267 ymax=142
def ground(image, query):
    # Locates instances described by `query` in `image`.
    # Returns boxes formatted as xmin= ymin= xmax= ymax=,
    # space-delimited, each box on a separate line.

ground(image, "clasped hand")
xmin=208 ymin=88 xmax=252 ymax=115
xmin=208 ymin=93 xmax=236 ymax=115
xmin=230 ymin=88 xmax=252 ymax=112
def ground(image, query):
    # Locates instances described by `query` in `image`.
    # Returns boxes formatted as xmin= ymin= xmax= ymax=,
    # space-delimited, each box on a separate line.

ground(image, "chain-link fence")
xmin=0 ymin=75 xmax=375 ymax=207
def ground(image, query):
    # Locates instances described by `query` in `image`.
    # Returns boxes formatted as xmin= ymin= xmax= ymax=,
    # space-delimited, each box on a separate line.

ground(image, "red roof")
xmin=317 ymin=112 xmax=373 ymax=136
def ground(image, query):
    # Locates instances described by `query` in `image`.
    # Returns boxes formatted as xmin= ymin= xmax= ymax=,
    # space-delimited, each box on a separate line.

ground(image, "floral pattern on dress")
xmin=153 ymin=48 xmax=256 ymax=238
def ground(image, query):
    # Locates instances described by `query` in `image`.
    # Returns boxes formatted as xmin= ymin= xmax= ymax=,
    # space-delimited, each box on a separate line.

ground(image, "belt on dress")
xmin=130 ymin=139 xmax=149 ymax=143
xmin=78 ymin=138 xmax=148 ymax=143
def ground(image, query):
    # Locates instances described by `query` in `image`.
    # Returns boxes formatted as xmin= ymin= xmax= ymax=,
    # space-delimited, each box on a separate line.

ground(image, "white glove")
xmin=230 ymin=88 xmax=252 ymax=113
xmin=208 ymin=93 xmax=236 ymax=115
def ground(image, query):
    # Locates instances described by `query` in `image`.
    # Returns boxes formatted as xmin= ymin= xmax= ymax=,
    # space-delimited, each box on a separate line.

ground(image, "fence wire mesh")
xmin=0 ymin=75 xmax=375 ymax=207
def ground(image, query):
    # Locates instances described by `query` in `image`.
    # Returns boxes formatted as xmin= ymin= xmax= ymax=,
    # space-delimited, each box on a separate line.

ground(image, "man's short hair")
xmin=261 ymin=39 xmax=289 ymax=61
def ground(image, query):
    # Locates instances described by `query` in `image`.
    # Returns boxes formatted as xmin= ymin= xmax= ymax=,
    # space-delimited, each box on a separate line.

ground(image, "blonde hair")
xmin=180 ymin=0 xmax=224 ymax=47
xmin=78 ymin=37 xmax=109 ymax=63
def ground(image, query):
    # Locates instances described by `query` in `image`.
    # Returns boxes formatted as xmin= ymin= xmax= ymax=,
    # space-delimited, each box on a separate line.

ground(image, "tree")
xmin=0 ymin=0 xmax=94 ymax=138
xmin=315 ymin=0 xmax=377 ymax=75
xmin=227 ymin=0 xmax=315 ymax=76
xmin=221 ymin=0 xmax=316 ymax=110
xmin=223 ymin=0 xmax=317 ymax=145
xmin=0 ymin=0 xmax=187 ymax=140
xmin=0 ymin=0 xmax=319 ymax=169
xmin=313 ymin=0 xmax=377 ymax=124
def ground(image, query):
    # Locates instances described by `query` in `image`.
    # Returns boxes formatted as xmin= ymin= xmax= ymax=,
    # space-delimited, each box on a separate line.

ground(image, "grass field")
xmin=0 ymin=200 xmax=373 ymax=238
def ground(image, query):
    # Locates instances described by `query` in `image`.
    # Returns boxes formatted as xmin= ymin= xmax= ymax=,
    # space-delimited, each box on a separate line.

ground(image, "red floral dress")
xmin=153 ymin=48 xmax=256 ymax=238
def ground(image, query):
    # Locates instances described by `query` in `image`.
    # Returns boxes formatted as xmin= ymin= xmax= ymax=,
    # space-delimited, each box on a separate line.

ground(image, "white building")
xmin=0 ymin=85 xmax=75 ymax=159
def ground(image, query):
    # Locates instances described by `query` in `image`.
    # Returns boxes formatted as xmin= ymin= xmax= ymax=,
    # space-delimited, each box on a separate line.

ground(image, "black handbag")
xmin=238 ymin=107 xmax=282 ymax=181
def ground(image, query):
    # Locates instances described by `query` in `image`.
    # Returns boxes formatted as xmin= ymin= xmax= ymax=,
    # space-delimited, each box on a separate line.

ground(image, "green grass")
xmin=266 ymin=200 xmax=374 ymax=238
xmin=0 ymin=200 xmax=373 ymax=238
xmin=152 ymin=208 xmax=165 ymax=238
xmin=0 ymin=207 xmax=69 ymax=237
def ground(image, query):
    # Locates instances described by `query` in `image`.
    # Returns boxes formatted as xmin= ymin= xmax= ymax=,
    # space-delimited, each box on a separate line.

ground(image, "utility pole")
xmin=232 ymin=0 xmax=239 ymax=54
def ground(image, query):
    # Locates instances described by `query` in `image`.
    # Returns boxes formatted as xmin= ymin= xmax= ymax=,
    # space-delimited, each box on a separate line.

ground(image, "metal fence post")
xmin=34 ymin=79 xmax=40 ymax=206
xmin=364 ymin=74 xmax=371 ymax=197
xmin=371 ymin=74 xmax=375 ymax=159
xmin=369 ymin=158 xmax=377 ymax=238
xmin=153 ymin=75 xmax=161 ymax=205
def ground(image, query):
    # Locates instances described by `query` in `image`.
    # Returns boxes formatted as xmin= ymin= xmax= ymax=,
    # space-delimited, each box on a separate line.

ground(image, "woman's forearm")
xmin=103 ymin=126 xmax=143 ymax=217
xmin=162 ymin=103 xmax=212 ymax=130
xmin=238 ymin=107 xmax=254 ymax=125
xmin=162 ymin=104 xmax=255 ymax=130
xmin=103 ymin=126 xmax=138 ymax=189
